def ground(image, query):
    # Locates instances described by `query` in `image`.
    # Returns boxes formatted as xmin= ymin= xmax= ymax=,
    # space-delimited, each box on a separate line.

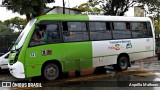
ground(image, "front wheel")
xmin=43 ymin=63 xmax=60 ymax=81
xmin=113 ymin=56 xmax=129 ymax=71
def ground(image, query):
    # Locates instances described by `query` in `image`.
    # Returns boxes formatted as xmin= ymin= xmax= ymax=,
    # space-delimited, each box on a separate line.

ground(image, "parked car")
xmin=0 ymin=52 xmax=10 ymax=69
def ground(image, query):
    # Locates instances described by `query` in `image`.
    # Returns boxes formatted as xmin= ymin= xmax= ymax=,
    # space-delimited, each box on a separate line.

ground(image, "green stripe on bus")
xmin=37 ymin=14 xmax=89 ymax=21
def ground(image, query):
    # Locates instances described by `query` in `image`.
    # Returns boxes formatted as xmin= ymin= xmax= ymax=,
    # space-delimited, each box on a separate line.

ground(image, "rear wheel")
xmin=43 ymin=63 xmax=60 ymax=81
xmin=113 ymin=56 xmax=129 ymax=71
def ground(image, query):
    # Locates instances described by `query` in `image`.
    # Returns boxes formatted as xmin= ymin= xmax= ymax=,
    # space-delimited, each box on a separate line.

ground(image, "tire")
xmin=43 ymin=63 xmax=60 ymax=81
xmin=113 ymin=56 xmax=129 ymax=71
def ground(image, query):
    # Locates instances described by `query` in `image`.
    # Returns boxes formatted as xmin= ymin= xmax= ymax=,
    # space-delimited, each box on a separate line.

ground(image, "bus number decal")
xmin=30 ymin=53 xmax=36 ymax=57
xmin=126 ymin=43 xmax=132 ymax=49
xmin=42 ymin=49 xmax=52 ymax=56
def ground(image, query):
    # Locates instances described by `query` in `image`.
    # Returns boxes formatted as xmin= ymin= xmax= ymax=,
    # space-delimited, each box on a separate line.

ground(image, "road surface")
xmin=0 ymin=57 xmax=160 ymax=90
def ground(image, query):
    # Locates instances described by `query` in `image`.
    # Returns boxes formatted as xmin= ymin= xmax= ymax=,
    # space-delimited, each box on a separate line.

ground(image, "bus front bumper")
xmin=8 ymin=61 xmax=25 ymax=79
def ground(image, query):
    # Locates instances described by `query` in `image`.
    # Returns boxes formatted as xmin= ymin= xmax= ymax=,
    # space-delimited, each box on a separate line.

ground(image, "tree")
xmin=137 ymin=0 xmax=160 ymax=38
xmin=148 ymin=16 xmax=160 ymax=37
xmin=0 ymin=21 xmax=2 ymax=24
xmin=74 ymin=1 xmax=101 ymax=15
xmin=154 ymin=20 xmax=160 ymax=37
xmin=90 ymin=0 xmax=137 ymax=16
xmin=0 ymin=23 xmax=14 ymax=35
xmin=4 ymin=17 xmax=27 ymax=32
xmin=2 ymin=0 xmax=55 ymax=21
xmin=140 ymin=0 xmax=160 ymax=30
xmin=140 ymin=0 xmax=160 ymax=14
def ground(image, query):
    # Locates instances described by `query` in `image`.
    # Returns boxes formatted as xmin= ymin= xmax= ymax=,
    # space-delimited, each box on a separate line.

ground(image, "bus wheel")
xmin=113 ymin=56 xmax=129 ymax=71
xmin=43 ymin=63 xmax=59 ymax=81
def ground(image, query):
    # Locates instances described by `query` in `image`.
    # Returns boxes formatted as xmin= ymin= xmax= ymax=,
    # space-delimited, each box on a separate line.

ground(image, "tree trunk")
xmin=26 ymin=14 xmax=31 ymax=22
xmin=33 ymin=2 xmax=44 ymax=18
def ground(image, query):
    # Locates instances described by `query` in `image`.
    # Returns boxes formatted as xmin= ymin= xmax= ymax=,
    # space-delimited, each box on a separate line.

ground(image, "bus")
xmin=8 ymin=14 xmax=155 ymax=81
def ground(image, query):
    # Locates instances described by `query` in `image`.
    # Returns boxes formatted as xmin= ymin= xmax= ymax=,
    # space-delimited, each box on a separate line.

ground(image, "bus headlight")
xmin=9 ymin=52 xmax=19 ymax=65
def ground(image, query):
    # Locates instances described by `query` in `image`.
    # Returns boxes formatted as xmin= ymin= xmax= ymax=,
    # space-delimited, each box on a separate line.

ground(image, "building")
xmin=45 ymin=6 xmax=82 ymax=14
xmin=134 ymin=6 xmax=145 ymax=17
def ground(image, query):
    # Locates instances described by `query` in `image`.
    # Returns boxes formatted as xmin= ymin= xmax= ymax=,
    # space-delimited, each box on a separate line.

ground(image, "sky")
xmin=0 ymin=0 xmax=134 ymax=22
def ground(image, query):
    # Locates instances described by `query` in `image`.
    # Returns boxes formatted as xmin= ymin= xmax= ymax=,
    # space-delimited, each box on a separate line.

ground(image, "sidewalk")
xmin=138 ymin=56 xmax=158 ymax=62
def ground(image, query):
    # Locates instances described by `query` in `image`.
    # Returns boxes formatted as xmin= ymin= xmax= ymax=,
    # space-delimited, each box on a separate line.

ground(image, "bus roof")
xmin=36 ymin=14 xmax=152 ymax=22
xmin=37 ymin=14 xmax=89 ymax=21
xmin=88 ymin=15 xmax=152 ymax=22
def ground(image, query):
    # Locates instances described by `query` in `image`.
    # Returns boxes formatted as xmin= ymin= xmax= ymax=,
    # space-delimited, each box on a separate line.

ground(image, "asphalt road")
xmin=0 ymin=56 xmax=160 ymax=90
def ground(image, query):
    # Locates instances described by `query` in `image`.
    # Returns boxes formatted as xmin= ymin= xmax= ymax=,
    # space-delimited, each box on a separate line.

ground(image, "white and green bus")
xmin=8 ymin=14 xmax=155 ymax=80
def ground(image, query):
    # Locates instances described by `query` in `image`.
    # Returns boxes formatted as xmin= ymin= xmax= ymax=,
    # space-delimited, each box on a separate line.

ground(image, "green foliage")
xmin=0 ymin=17 xmax=26 ymax=35
xmin=90 ymin=0 xmax=137 ymax=16
xmin=74 ymin=1 xmax=101 ymax=15
xmin=140 ymin=0 xmax=160 ymax=14
xmin=4 ymin=17 xmax=27 ymax=32
xmin=139 ymin=0 xmax=160 ymax=37
xmin=0 ymin=21 xmax=2 ymax=24
xmin=154 ymin=20 xmax=160 ymax=36
xmin=0 ymin=23 xmax=14 ymax=35
xmin=2 ymin=0 xmax=55 ymax=21
xmin=148 ymin=16 xmax=160 ymax=37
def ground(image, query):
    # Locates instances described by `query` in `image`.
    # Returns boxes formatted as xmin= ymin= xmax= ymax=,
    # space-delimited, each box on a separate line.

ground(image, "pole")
xmin=157 ymin=2 xmax=160 ymax=60
xmin=68 ymin=0 xmax=70 ymax=14
xmin=158 ymin=4 xmax=160 ymax=38
xmin=63 ymin=0 xmax=65 ymax=14
xmin=158 ymin=2 xmax=160 ymax=31
xmin=158 ymin=10 xmax=159 ymax=29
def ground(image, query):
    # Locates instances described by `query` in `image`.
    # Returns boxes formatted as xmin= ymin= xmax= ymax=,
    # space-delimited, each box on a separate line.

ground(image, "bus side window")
xmin=89 ymin=22 xmax=112 ymax=41
xmin=112 ymin=22 xmax=131 ymax=39
xmin=132 ymin=22 xmax=140 ymax=38
xmin=29 ymin=23 xmax=61 ymax=46
xmin=131 ymin=22 xmax=149 ymax=38
xmin=46 ymin=24 xmax=61 ymax=42
xmin=63 ymin=22 xmax=89 ymax=42
xmin=141 ymin=22 xmax=148 ymax=37
xmin=147 ymin=22 xmax=153 ymax=37
xmin=29 ymin=24 xmax=47 ymax=46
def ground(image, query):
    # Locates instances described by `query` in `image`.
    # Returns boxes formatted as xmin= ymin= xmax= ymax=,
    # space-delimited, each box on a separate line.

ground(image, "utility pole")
xmin=158 ymin=2 xmax=160 ymax=38
xmin=158 ymin=11 xmax=159 ymax=29
xmin=158 ymin=8 xmax=160 ymax=29
xmin=68 ymin=0 xmax=70 ymax=14
xmin=62 ymin=0 xmax=65 ymax=14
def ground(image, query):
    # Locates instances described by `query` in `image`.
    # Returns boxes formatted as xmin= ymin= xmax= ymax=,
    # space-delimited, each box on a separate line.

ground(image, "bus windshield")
xmin=11 ymin=19 xmax=37 ymax=51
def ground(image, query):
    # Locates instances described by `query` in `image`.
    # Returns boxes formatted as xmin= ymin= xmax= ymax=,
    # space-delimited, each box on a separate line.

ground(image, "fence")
xmin=0 ymin=35 xmax=18 ymax=56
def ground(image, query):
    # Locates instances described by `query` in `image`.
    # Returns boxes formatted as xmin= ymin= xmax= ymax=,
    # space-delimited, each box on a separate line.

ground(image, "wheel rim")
xmin=120 ymin=58 xmax=127 ymax=69
xmin=45 ymin=66 xmax=58 ymax=78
